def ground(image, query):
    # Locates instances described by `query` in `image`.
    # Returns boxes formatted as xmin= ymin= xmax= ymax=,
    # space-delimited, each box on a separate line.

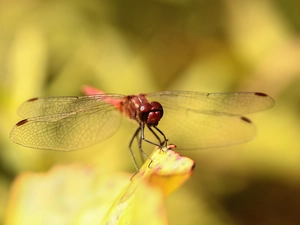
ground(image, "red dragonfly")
xmin=10 ymin=86 xmax=274 ymax=170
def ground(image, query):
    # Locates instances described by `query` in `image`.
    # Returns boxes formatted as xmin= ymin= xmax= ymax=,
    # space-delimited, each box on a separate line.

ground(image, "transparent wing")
xmin=17 ymin=94 xmax=126 ymax=118
xmin=150 ymin=110 xmax=255 ymax=149
xmin=10 ymin=96 xmax=124 ymax=150
xmin=147 ymin=91 xmax=274 ymax=149
xmin=147 ymin=91 xmax=274 ymax=115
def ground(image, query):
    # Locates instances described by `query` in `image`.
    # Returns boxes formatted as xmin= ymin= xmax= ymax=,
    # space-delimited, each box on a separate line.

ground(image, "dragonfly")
xmin=10 ymin=86 xmax=274 ymax=170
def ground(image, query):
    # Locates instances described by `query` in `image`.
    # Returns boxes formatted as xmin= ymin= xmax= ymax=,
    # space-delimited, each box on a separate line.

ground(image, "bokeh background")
xmin=1 ymin=0 xmax=300 ymax=224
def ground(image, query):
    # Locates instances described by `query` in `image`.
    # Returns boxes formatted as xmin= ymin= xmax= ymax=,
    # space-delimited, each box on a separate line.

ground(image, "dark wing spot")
xmin=240 ymin=116 xmax=252 ymax=123
xmin=255 ymin=92 xmax=268 ymax=97
xmin=16 ymin=119 xmax=28 ymax=126
xmin=27 ymin=97 xmax=39 ymax=102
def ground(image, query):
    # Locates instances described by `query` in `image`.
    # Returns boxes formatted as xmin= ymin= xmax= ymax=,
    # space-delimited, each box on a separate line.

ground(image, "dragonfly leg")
xmin=141 ymin=125 xmax=163 ymax=147
xmin=129 ymin=123 xmax=167 ymax=171
xmin=139 ymin=124 xmax=154 ymax=168
xmin=151 ymin=126 xmax=168 ymax=148
xmin=129 ymin=127 xmax=141 ymax=172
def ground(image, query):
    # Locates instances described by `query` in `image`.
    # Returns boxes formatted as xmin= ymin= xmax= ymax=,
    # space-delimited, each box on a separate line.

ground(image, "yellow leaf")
xmin=133 ymin=144 xmax=195 ymax=196
xmin=5 ymin=145 xmax=194 ymax=225
xmin=102 ymin=145 xmax=195 ymax=225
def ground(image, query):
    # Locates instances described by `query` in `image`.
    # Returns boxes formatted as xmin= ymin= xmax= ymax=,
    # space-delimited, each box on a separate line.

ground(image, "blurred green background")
xmin=1 ymin=0 xmax=300 ymax=224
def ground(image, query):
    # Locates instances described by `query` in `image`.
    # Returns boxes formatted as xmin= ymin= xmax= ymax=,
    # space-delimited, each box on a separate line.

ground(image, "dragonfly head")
xmin=139 ymin=101 xmax=164 ymax=126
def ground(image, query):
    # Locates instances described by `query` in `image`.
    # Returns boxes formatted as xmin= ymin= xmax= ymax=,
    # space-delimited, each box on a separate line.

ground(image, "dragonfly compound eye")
xmin=146 ymin=102 xmax=164 ymax=126
xmin=150 ymin=101 xmax=163 ymax=118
